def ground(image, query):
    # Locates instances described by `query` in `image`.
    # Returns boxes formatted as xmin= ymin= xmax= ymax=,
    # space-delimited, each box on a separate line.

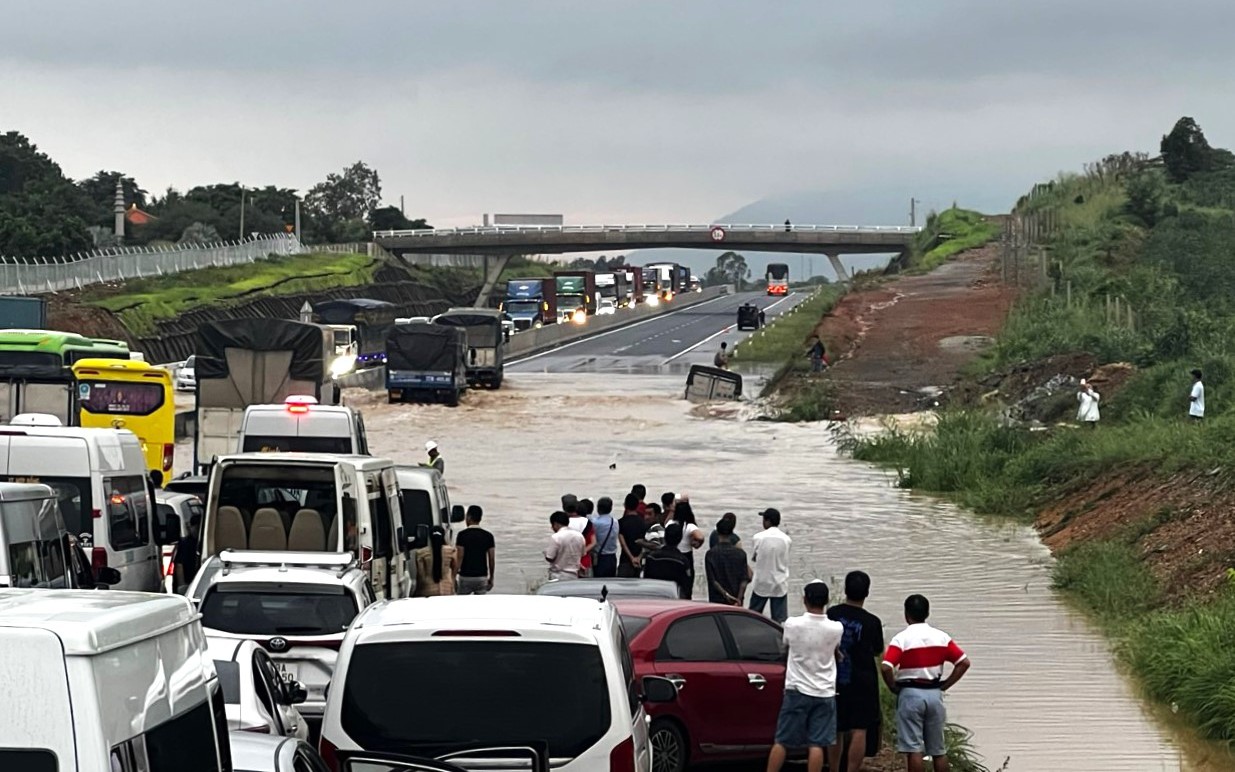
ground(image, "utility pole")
xmin=910 ymin=197 xmax=921 ymax=227
xmin=239 ymin=188 xmax=246 ymax=240
xmin=400 ymin=195 xmax=405 ymax=216
xmin=294 ymin=198 xmax=302 ymax=241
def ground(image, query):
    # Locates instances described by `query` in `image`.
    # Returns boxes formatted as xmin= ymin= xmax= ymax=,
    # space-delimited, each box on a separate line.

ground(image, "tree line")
xmin=0 ymin=130 xmax=428 ymax=258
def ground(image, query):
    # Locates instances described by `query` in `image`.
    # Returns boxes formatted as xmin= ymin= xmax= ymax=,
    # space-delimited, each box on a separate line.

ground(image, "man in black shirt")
xmin=617 ymin=493 xmax=648 ymax=578
xmin=826 ymin=570 xmax=885 ymax=772
xmin=454 ymin=506 xmax=495 ymax=595
xmin=641 ymin=523 xmax=691 ymax=598
xmin=704 ymin=518 xmax=750 ymax=605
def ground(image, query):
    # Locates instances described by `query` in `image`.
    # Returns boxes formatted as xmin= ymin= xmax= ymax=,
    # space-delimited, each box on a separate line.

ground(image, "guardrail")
xmin=374 ymin=223 xmax=922 ymax=238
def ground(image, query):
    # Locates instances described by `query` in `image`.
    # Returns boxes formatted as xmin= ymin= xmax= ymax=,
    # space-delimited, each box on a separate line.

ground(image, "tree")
xmin=1124 ymin=169 xmax=1167 ymax=227
xmin=77 ymin=170 xmax=148 ymax=228
xmin=0 ymin=131 xmax=95 ymax=257
xmin=1161 ymin=117 xmax=1214 ymax=183
xmin=712 ymin=251 xmax=750 ymax=289
xmin=369 ymin=206 xmax=428 ymax=232
xmin=305 ymin=161 xmax=382 ymax=228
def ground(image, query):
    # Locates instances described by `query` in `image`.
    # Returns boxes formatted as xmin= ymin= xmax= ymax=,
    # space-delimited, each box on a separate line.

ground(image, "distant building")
xmin=125 ymin=204 xmax=157 ymax=227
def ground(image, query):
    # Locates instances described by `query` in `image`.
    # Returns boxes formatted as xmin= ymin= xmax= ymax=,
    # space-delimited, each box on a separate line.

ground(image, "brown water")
xmin=179 ymin=373 xmax=1227 ymax=770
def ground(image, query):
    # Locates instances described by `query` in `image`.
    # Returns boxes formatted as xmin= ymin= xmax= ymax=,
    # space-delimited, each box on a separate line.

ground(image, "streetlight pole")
xmin=239 ymin=188 xmax=246 ymax=240
xmin=910 ymin=197 xmax=922 ymax=227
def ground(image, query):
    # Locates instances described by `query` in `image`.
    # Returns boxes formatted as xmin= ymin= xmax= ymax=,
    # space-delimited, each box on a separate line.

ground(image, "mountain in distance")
xmin=627 ymin=188 xmax=955 ymax=280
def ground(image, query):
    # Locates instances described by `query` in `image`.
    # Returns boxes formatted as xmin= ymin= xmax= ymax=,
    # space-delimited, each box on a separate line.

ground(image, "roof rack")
xmin=218 ymin=550 xmax=358 ymax=577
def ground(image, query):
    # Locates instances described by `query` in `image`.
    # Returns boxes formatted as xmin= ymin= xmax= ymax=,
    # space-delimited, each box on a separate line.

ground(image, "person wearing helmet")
xmin=423 ymin=440 xmax=444 ymax=475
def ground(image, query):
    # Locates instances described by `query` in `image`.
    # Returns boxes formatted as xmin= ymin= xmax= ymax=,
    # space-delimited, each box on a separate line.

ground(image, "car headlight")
xmin=645 ymin=296 xmax=659 ymax=307
xmin=572 ymin=310 xmax=587 ymax=324
xmin=330 ymin=355 xmax=357 ymax=377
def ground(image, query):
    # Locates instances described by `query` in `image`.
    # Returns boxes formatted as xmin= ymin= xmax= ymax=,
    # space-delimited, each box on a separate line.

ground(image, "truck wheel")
xmin=447 ymin=391 xmax=460 ymax=407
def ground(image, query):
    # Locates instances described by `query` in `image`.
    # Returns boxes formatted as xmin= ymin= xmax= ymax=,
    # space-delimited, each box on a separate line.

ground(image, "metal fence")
xmin=0 ymin=233 xmax=303 ymax=295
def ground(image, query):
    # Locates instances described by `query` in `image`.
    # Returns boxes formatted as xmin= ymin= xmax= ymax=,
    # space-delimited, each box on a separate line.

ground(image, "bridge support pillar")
xmin=825 ymin=253 xmax=849 ymax=283
xmin=475 ymin=254 xmax=514 ymax=306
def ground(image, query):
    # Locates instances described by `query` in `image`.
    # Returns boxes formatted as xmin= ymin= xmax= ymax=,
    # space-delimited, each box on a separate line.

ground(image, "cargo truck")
xmin=433 ymin=308 xmax=505 ymax=388
xmin=501 ymin=278 xmax=557 ymax=330
xmin=193 ymin=319 xmax=339 ymax=472
xmin=615 ymin=265 xmax=645 ymax=306
xmin=644 ymin=263 xmax=683 ymax=301
xmin=554 ymin=270 xmax=597 ymax=321
xmin=595 ymin=271 xmax=631 ymax=309
xmin=385 ymin=322 xmax=467 ymax=406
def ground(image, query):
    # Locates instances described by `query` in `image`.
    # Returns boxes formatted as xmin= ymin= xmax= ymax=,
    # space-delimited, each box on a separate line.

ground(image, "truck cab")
xmin=237 ymin=396 xmax=370 ymax=455
xmin=201 ymin=453 xmax=413 ymax=601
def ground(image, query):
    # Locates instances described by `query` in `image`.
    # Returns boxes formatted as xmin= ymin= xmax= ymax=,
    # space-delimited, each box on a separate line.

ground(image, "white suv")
xmin=188 ymin=550 xmax=376 ymax=724
xmin=318 ymin=595 xmax=678 ymax=772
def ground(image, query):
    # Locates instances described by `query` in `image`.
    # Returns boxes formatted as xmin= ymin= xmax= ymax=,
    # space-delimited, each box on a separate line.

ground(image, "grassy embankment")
xmin=908 ymin=207 xmax=1001 ymax=273
xmin=84 ymin=252 xmax=483 ymax=336
xmin=842 ymin=133 xmax=1235 ymax=749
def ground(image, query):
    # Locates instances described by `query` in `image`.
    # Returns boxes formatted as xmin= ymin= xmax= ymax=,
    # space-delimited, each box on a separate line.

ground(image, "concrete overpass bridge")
xmin=372 ymin=223 xmax=920 ymax=303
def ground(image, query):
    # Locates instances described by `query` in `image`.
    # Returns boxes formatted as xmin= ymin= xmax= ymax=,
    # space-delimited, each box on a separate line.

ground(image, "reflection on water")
xmin=179 ymin=373 xmax=1221 ymax=771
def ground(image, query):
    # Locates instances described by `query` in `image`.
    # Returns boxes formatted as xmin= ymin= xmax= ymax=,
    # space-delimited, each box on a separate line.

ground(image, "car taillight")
xmin=91 ymin=508 xmax=102 ymax=519
xmin=91 ymin=548 xmax=108 ymax=571
xmin=610 ymin=736 xmax=635 ymax=772
xmin=162 ymin=443 xmax=175 ymax=472
xmin=320 ymin=736 xmax=340 ymax=772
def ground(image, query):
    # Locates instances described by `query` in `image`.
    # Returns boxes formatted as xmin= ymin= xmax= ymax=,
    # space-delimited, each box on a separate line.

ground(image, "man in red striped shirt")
xmin=880 ymin=594 xmax=971 ymax=772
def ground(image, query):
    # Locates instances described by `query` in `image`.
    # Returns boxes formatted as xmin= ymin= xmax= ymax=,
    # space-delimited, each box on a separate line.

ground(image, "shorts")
xmin=774 ymin=690 xmax=837 ymax=749
xmin=836 ymin=677 xmax=881 ymax=732
xmin=895 ymin=687 xmax=946 ymax=757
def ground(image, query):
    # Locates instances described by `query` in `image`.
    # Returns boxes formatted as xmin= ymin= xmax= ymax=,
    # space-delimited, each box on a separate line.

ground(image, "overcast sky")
xmin=3 ymin=0 xmax=1233 ymax=227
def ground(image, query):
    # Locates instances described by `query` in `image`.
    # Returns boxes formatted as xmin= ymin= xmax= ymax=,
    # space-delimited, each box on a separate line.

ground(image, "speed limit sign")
xmin=710 ymin=226 xmax=726 ymax=242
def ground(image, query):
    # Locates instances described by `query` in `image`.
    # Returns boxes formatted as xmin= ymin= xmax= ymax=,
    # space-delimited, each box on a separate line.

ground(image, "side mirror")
xmin=94 ymin=567 xmax=122 ymax=588
xmin=450 ymin=505 xmax=466 ymax=524
xmin=642 ymin=675 xmax=678 ymax=704
xmin=282 ymin=680 xmax=308 ymax=706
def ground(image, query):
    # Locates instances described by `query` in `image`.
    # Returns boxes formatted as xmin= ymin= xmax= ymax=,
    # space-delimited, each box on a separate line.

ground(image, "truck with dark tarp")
xmin=193 ymin=318 xmax=337 ymax=470
xmin=554 ymin=270 xmax=597 ymax=319
xmin=313 ymin=298 xmax=400 ymax=366
xmin=433 ymin=308 xmax=505 ymax=389
xmin=385 ymin=323 xmax=467 ymax=406
xmin=501 ymin=278 xmax=556 ymax=330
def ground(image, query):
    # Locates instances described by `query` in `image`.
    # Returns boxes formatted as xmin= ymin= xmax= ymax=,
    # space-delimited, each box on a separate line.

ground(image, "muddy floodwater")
xmin=181 ymin=373 xmax=1222 ymax=770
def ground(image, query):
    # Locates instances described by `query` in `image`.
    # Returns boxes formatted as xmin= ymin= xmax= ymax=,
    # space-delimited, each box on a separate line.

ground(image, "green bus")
xmin=0 ymin=330 xmax=131 ymax=423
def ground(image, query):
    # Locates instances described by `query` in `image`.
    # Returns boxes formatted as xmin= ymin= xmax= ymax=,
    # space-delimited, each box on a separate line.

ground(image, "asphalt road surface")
xmin=508 ymin=290 xmax=808 ymax=374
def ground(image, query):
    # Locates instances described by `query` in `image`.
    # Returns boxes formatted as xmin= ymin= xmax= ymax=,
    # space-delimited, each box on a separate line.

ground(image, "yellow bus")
xmin=71 ymin=358 xmax=176 ymax=482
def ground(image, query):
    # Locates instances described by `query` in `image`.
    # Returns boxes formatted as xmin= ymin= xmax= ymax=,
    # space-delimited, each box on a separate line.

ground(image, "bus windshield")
xmin=78 ymin=381 xmax=166 ymax=415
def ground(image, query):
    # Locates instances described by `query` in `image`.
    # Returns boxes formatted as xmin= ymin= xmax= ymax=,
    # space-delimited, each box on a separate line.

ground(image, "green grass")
xmin=912 ymin=208 xmax=1000 ymax=273
xmin=731 ymin=286 xmax=844 ymax=364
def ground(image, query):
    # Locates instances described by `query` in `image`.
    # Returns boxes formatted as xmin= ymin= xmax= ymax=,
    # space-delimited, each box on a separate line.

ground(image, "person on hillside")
xmin=1076 ymin=379 xmax=1101 ymax=428
xmin=809 ymin=338 xmax=828 ymax=373
xmin=454 ymin=505 xmax=495 ymax=595
xmin=828 ymin=571 xmax=886 ymax=772
xmin=589 ymin=496 xmax=621 ymax=578
xmin=618 ymin=493 xmax=649 ymax=578
xmin=882 ymin=594 xmax=972 ymax=772
xmin=750 ymin=508 xmax=792 ymax=623
xmin=545 ymin=511 xmax=586 ymax=579
xmin=1189 ymin=369 xmax=1205 ymax=421
xmin=704 ymin=517 xmax=750 ymax=606
xmin=714 ymin=341 xmax=731 ymax=370
xmin=641 ymin=522 xmax=692 ymax=598
xmin=765 ymin=580 xmax=845 ymax=772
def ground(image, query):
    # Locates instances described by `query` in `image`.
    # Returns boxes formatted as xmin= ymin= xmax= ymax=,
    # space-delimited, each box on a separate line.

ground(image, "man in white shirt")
xmin=767 ymin=580 xmax=845 ymax=772
xmin=1189 ymin=369 xmax=1205 ymax=421
xmin=750 ymin=508 xmax=792 ymax=623
xmin=544 ymin=511 xmax=585 ymax=579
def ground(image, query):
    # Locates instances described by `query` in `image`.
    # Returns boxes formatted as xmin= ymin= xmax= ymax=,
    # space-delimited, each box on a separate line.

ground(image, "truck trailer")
xmin=501 ymin=278 xmax=557 ymax=330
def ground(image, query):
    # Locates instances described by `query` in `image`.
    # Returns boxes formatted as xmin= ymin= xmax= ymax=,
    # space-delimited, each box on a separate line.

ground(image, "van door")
xmin=382 ymin=467 xmax=412 ymax=598
xmin=101 ymin=474 xmax=160 ymax=592
xmin=0 ymin=629 xmax=77 ymax=768
xmin=364 ymin=472 xmax=393 ymax=601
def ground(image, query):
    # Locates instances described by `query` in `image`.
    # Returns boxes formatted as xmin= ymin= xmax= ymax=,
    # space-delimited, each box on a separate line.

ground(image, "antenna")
xmin=601 ymin=585 xmax=609 ymax=602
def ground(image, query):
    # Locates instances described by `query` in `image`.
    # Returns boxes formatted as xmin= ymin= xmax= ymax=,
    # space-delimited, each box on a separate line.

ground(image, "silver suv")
xmin=187 ymin=550 xmax=376 ymax=721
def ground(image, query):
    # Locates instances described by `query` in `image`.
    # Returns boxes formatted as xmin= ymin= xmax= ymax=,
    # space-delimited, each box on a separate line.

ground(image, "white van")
xmin=394 ymin=465 xmax=460 ymax=543
xmin=318 ymin=596 xmax=678 ymax=772
xmin=0 ymin=482 xmax=123 ymax=590
xmin=0 ymin=588 xmax=231 ymax=772
xmin=202 ymin=453 xmax=413 ymax=600
xmin=0 ymin=426 xmax=163 ymax=592
xmin=236 ymin=396 xmax=370 ymax=455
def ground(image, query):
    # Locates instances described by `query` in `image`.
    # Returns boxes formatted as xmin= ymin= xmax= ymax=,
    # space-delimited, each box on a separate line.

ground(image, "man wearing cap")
xmin=766 ymin=580 xmax=845 ymax=772
xmin=422 ymin=441 xmax=444 ymax=475
xmin=750 ymin=508 xmax=792 ymax=623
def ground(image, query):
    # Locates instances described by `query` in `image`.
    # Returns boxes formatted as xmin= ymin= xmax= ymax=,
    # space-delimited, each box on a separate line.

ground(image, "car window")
xmin=0 ymin=750 xmax=56 ymax=772
xmin=723 ymin=614 xmax=784 ymax=662
xmin=658 ymin=614 xmax=727 ymax=662
xmin=252 ymin=653 xmax=284 ymax=733
xmin=200 ymin=584 xmax=358 ymax=636
xmin=619 ymin=614 xmax=651 ymax=639
xmin=106 ymin=475 xmax=150 ymax=551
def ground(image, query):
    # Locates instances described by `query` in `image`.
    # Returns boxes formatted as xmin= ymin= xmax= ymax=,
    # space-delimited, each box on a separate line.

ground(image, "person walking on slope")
xmin=422 ymin=441 xmax=444 ymax=475
xmin=808 ymin=338 xmax=828 ymax=374
xmin=714 ymin=342 xmax=731 ymax=370
xmin=765 ymin=580 xmax=845 ymax=772
xmin=750 ymin=508 xmax=792 ymax=623
xmin=1076 ymin=378 xmax=1100 ymax=428
xmin=1189 ymin=368 xmax=1205 ymax=421
xmin=882 ymin=594 xmax=972 ymax=772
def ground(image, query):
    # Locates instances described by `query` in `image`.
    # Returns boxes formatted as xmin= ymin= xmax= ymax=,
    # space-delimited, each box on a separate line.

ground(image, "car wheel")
xmin=650 ymin=719 xmax=687 ymax=772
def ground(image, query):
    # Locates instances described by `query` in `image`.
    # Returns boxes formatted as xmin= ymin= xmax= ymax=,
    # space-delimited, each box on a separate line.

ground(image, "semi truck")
xmin=553 ymin=270 xmax=597 ymax=320
xmin=595 ymin=272 xmax=631 ymax=309
xmin=615 ymin=265 xmax=645 ymax=306
xmin=193 ymin=318 xmax=339 ymax=471
xmin=644 ymin=263 xmax=683 ymax=301
xmin=501 ymin=278 xmax=557 ymax=330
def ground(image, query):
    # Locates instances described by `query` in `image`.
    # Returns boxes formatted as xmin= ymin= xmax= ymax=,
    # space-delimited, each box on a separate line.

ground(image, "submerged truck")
xmin=193 ymin=319 xmax=338 ymax=471
xmin=385 ymin=322 xmax=467 ymax=406
xmin=501 ymin=278 xmax=556 ymax=330
xmin=433 ymin=308 xmax=505 ymax=389
xmin=554 ymin=270 xmax=597 ymax=321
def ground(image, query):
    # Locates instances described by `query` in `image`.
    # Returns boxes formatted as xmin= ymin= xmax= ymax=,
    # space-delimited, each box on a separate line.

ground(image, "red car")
xmin=613 ymin=600 xmax=786 ymax=772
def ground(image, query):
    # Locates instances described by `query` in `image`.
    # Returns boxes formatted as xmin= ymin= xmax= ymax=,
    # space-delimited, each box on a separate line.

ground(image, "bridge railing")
xmin=374 ymin=223 xmax=922 ymax=238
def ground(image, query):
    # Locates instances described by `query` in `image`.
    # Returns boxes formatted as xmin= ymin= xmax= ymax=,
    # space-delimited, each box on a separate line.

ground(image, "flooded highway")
xmin=349 ymin=373 xmax=1210 ymax=771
